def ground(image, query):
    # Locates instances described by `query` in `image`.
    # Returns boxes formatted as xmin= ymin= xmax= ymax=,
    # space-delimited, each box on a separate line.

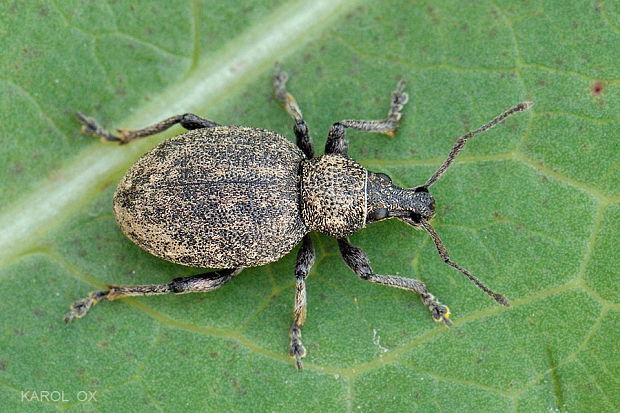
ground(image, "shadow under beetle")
xmin=66 ymin=64 xmax=532 ymax=369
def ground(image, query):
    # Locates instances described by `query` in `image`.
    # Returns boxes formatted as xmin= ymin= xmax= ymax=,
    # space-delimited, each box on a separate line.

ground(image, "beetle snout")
xmin=413 ymin=191 xmax=436 ymax=220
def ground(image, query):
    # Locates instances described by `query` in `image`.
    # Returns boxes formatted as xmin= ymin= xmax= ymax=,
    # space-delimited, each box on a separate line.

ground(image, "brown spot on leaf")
xmin=591 ymin=81 xmax=603 ymax=96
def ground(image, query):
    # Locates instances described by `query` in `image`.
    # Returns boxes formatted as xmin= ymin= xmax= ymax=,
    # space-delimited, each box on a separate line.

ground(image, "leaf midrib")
xmin=0 ymin=0 xmax=361 ymax=265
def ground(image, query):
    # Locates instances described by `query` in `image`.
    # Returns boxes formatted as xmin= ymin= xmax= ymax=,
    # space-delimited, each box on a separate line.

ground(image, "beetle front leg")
xmin=76 ymin=112 xmax=220 ymax=144
xmin=273 ymin=64 xmax=314 ymax=159
xmin=337 ymin=238 xmax=451 ymax=326
xmin=325 ymin=80 xmax=408 ymax=156
xmin=289 ymin=234 xmax=315 ymax=369
xmin=64 ymin=268 xmax=242 ymax=323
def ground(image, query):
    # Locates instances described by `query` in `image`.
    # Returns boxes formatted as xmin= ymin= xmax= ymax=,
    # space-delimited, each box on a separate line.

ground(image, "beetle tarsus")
xmin=289 ymin=323 xmax=306 ymax=370
xmin=64 ymin=290 xmax=109 ymax=323
xmin=76 ymin=112 xmax=122 ymax=143
xmin=273 ymin=63 xmax=302 ymax=121
xmin=422 ymin=293 xmax=452 ymax=327
xmin=384 ymin=80 xmax=409 ymax=136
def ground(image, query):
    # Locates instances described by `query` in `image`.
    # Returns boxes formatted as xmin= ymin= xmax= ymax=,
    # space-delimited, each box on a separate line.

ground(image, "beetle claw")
xmin=64 ymin=297 xmax=92 ymax=323
xmin=64 ymin=290 xmax=109 ymax=323
xmin=421 ymin=293 xmax=452 ymax=326
xmin=289 ymin=323 xmax=306 ymax=369
xmin=76 ymin=112 xmax=122 ymax=142
xmin=289 ymin=341 xmax=306 ymax=370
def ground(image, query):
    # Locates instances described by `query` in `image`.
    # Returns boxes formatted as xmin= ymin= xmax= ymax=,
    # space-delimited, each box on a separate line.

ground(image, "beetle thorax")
xmin=300 ymin=155 xmax=367 ymax=238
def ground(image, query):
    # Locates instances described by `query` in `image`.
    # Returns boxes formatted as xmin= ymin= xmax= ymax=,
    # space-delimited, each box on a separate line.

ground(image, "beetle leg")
xmin=76 ymin=112 xmax=220 ymax=144
xmin=325 ymin=80 xmax=408 ymax=156
xmin=64 ymin=268 xmax=242 ymax=323
xmin=337 ymin=238 xmax=452 ymax=326
xmin=289 ymin=234 xmax=315 ymax=369
xmin=273 ymin=64 xmax=314 ymax=159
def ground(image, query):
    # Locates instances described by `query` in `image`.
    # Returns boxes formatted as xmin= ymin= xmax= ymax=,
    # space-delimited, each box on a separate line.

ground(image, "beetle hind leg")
xmin=289 ymin=235 xmax=315 ymax=369
xmin=76 ymin=112 xmax=220 ymax=144
xmin=337 ymin=238 xmax=452 ymax=326
xmin=64 ymin=268 xmax=242 ymax=323
xmin=273 ymin=64 xmax=314 ymax=159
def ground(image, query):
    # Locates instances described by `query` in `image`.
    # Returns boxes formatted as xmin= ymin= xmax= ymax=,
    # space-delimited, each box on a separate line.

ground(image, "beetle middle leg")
xmin=76 ymin=112 xmax=220 ymax=144
xmin=337 ymin=238 xmax=451 ymax=326
xmin=64 ymin=268 xmax=242 ymax=323
xmin=325 ymin=81 xmax=408 ymax=156
xmin=273 ymin=64 xmax=314 ymax=159
xmin=289 ymin=234 xmax=316 ymax=369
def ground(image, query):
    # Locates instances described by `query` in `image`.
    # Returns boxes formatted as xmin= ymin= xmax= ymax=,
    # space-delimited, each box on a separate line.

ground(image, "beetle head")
xmin=398 ymin=186 xmax=436 ymax=227
xmin=366 ymin=173 xmax=435 ymax=226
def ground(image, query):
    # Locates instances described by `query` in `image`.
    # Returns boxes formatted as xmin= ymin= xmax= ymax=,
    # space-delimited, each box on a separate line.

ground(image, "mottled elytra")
xmin=66 ymin=64 xmax=532 ymax=369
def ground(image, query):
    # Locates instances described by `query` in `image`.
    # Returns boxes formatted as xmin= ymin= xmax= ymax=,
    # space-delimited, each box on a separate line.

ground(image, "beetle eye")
xmin=409 ymin=211 xmax=422 ymax=223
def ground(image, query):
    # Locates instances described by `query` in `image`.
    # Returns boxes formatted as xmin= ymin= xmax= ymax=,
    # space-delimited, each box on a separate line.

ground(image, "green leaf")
xmin=1 ymin=0 xmax=618 ymax=411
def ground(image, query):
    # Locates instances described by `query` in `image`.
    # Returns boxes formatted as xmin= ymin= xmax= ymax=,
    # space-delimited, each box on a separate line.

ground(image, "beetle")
xmin=65 ymin=64 xmax=532 ymax=369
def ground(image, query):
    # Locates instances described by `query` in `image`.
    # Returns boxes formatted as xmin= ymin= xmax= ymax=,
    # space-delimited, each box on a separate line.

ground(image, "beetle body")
xmin=68 ymin=65 xmax=530 ymax=369
xmin=114 ymin=126 xmax=307 ymax=268
xmin=114 ymin=125 xmax=397 ymax=268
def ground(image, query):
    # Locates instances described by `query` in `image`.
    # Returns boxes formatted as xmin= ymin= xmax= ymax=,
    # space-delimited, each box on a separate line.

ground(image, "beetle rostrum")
xmin=67 ymin=64 xmax=532 ymax=369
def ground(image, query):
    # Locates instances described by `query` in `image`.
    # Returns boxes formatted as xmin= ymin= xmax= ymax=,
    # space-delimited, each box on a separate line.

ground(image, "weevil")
xmin=66 ymin=64 xmax=532 ymax=369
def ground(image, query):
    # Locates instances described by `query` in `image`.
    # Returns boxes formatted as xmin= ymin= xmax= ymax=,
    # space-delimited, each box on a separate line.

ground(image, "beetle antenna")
xmin=420 ymin=220 xmax=510 ymax=307
xmin=424 ymin=102 xmax=532 ymax=188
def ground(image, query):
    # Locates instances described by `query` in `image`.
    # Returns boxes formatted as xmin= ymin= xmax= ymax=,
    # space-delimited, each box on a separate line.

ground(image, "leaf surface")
xmin=0 ymin=0 xmax=618 ymax=411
